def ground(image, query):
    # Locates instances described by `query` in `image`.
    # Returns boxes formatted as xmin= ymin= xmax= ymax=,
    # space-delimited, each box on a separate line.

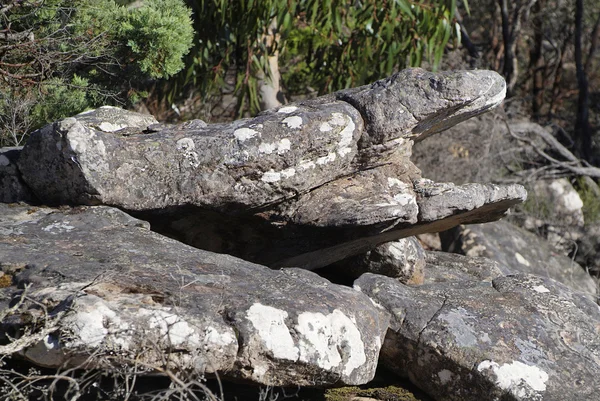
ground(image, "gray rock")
xmin=423 ymin=251 xmax=509 ymax=284
xmin=0 ymin=203 xmax=389 ymax=387
xmin=441 ymin=221 xmax=597 ymax=298
xmin=325 ymin=237 xmax=426 ymax=285
xmin=16 ymin=69 xmax=525 ymax=269
xmin=356 ymin=272 xmax=600 ymax=401
xmin=337 ymin=68 xmax=506 ymax=148
xmin=531 ymin=178 xmax=584 ymax=228
xmin=274 ymin=182 xmax=526 ymax=270
xmin=0 ymin=147 xmax=36 ymax=203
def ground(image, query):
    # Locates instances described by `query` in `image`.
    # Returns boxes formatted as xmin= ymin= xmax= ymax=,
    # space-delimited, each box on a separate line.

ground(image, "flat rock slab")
xmin=356 ymin=273 xmax=600 ymax=401
xmin=14 ymin=69 xmax=525 ymax=268
xmin=423 ymin=251 xmax=509 ymax=284
xmin=441 ymin=221 xmax=597 ymax=297
xmin=18 ymin=69 xmax=506 ymax=212
xmin=0 ymin=203 xmax=389 ymax=386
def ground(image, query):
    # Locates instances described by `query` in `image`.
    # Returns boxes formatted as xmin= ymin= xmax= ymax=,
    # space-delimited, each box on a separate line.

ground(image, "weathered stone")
xmin=441 ymin=221 xmax=597 ymax=298
xmin=423 ymin=251 xmax=509 ymax=284
xmin=16 ymin=69 xmax=524 ymax=269
xmin=337 ymin=68 xmax=506 ymax=148
xmin=325 ymin=237 xmax=426 ymax=285
xmin=0 ymin=147 xmax=36 ymax=203
xmin=273 ymin=182 xmax=526 ymax=269
xmin=0 ymin=203 xmax=389 ymax=387
xmin=531 ymin=178 xmax=584 ymax=227
xmin=356 ymin=272 xmax=600 ymax=401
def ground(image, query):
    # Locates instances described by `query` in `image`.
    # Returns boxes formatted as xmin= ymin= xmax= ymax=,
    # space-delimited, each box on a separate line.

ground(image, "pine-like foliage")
xmin=0 ymin=0 xmax=194 ymax=146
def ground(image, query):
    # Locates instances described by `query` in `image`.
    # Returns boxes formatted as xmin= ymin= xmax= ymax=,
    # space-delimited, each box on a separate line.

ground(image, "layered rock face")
xmin=2 ymin=68 xmax=598 ymax=400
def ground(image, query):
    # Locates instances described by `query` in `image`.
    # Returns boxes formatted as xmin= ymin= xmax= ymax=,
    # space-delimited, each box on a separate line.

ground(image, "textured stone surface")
xmin=531 ymin=179 xmax=584 ymax=227
xmin=356 ymin=272 xmax=600 ymax=401
xmin=326 ymin=237 xmax=426 ymax=285
xmin=441 ymin=221 xmax=597 ymax=298
xmin=0 ymin=203 xmax=388 ymax=386
xmin=0 ymin=147 xmax=35 ymax=203
xmin=15 ymin=69 xmax=524 ymax=270
xmin=423 ymin=251 xmax=509 ymax=284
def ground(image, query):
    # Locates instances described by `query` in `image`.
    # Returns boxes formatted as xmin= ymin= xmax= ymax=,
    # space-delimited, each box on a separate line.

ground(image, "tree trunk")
xmin=498 ymin=0 xmax=537 ymax=97
xmin=455 ymin=9 xmax=479 ymax=64
xmin=575 ymin=0 xmax=592 ymax=163
xmin=257 ymin=18 xmax=284 ymax=111
xmin=529 ymin=0 xmax=544 ymax=119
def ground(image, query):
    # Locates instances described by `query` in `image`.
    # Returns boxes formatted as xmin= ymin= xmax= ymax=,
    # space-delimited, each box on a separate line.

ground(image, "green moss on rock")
xmin=325 ymin=385 xmax=421 ymax=401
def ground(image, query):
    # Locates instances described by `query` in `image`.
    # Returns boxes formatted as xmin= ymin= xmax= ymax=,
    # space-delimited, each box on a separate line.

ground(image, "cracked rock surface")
xmin=441 ymin=221 xmax=597 ymax=297
xmin=356 ymin=272 xmax=600 ymax=401
xmin=16 ymin=68 xmax=525 ymax=269
xmin=0 ymin=203 xmax=388 ymax=386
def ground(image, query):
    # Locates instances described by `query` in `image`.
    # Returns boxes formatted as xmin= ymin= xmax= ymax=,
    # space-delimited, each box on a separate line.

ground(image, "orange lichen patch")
xmin=0 ymin=274 xmax=13 ymax=288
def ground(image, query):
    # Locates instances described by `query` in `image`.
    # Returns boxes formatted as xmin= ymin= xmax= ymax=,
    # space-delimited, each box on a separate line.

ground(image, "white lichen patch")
xmin=296 ymin=309 xmax=366 ymax=376
xmin=337 ymin=121 xmax=356 ymax=157
xmin=298 ymin=160 xmax=316 ymax=171
xmin=277 ymin=106 xmax=298 ymax=114
xmin=283 ymin=116 xmax=303 ymax=129
xmin=176 ymin=138 xmax=200 ymax=168
xmin=234 ymin=127 xmax=260 ymax=141
xmin=532 ymin=285 xmax=550 ymax=293
xmin=138 ymin=309 xmax=201 ymax=348
xmin=42 ymin=221 xmax=75 ymax=234
xmin=176 ymin=137 xmax=195 ymax=151
xmin=261 ymin=170 xmax=281 ymax=183
xmin=319 ymin=122 xmax=333 ymax=132
xmin=438 ymin=369 xmax=453 ymax=385
xmin=387 ymin=177 xmax=406 ymax=188
xmin=439 ymin=307 xmax=478 ymax=347
xmin=392 ymin=193 xmax=417 ymax=207
xmin=203 ymin=326 xmax=237 ymax=351
xmin=515 ymin=252 xmax=531 ymax=267
xmin=316 ymin=152 xmax=337 ymax=165
xmin=278 ymin=138 xmax=291 ymax=153
xmin=281 ymin=168 xmax=296 ymax=179
xmin=67 ymin=125 xmax=109 ymax=172
xmin=329 ymin=113 xmax=347 ymax=126
xmin=258 ymin=142 xmax=277 ymax=154
xmin=65 ymin=297 xmax=130 ymax=348
xmin=97 ymin=122 xmax=127 ymax=132
xmin=258 ymin=138 xmax=292 ymax=154
xmin=246 ymin=303 xmax=299 ymax=361
xmin=477 ymin=360 xmax=549 ymax=397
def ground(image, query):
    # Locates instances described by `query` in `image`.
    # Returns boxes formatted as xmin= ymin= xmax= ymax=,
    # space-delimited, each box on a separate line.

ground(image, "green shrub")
xmin=0 ymin=0 xmax=194 ymax=147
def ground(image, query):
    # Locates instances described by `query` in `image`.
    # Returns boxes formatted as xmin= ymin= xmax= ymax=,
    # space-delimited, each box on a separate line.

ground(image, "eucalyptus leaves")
xmin=183 ymin=0 xmax=465 ymax=115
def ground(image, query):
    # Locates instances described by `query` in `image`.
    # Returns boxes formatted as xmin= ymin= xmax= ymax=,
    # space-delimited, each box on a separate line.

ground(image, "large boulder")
xmin=0 ymin=147 xmax=36 ymax=203
xmin=0 ymin=203 xmax=389 ymax=387
xmin=16 ymin=69 xmax=525 ymax=269
xmin=356 ymin=272 xmax=600 ymax=401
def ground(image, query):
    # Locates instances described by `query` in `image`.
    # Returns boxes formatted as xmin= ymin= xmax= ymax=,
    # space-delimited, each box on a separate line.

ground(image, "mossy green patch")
xmin=0 ymin=274 xmax=13 ymax=288
xmin=325 ymin=385 xmax=421 ymax=401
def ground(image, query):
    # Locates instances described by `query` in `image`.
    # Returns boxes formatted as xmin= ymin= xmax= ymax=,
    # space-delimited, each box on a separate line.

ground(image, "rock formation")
xmin=1 ymin=68 xmax=598 ymax=400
